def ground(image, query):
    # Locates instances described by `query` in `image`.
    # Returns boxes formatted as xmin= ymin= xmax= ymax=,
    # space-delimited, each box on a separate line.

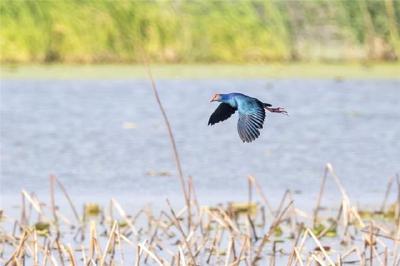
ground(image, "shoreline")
xmin=1 ymin=63 xmax=400 ymax=79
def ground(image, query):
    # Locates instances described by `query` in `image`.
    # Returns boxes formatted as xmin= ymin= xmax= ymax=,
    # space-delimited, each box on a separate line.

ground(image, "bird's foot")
xmin=265 ymin=107 xmax=288 ymax=115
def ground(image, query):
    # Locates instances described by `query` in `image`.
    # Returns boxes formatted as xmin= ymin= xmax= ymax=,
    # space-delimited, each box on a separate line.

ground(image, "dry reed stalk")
xmin=49 ymin=176 xmax=67 ymax=265
xmin=143 ymin=241 xmax=158 ymax=264
xmin=286 ymin=191 xmax=298 ymax=237
xmin=269 ymin=241 xmax=277 ymax=266
xmin=244 ymin=216 xmax=253 ymax=264
xmin=146 ymin=214 xmax=163 ymax=255
xmin=292 ymin=227 xmax=309 ymax=265
xmin=33 ymin=229 xmax=38 ymax=266
xmin=119 ymin=233 xmax=134 ymax=247
xmin=224 ymin=236 xmax=233 ymax=266
xmin=231 ymin=236 xmax=237 ymax=262
xmin=245 ymin=177 xmax=254 ymax=263
xmin=247 ymin=175 xmax=273 ymax=214
xmin=367 ymin=223 xmax=394 ymax=239
xmin=158 ymin=212 xmax=178 ymax=239
xmin=54 ymin=177 xmax=80 ymax=223
xmin=206 ymin=209 xmax=236 ymax=234
xmin=21 ymin=190 xmax=42 ymax=214
xmin=355 ymin=246 xmax=365 ymax=265
xmin=99 ymin=220 xmax=117 ymax=265
xmin=233 ymin=235 xmax=249 ymax=266
xmin=42 ymin=242 xmax=49 ymax=266
xmin=276 ymin=189 xmax=291 ymax=215
xmin=187 ymin=178 xmax=193 ymax=231
xmin=216 ymin=208 xmax=240 ymax=234
xmin=317 ymin=204 xmax=342 ymax=239
xmin=293 ymin=247 xmax=304 ymax=266
xmin=55 ymin=211 xmax=73 ymax=226
xmin=286 ymin=225 xmax=303 ymax=266
xmin=49 ymin=175 xmax=58 ymax=225
xmin=340 ymin=246 xmax=357 ymax=261
xmin=5 ymin=230 xmax=28 ymax=266
xmin=313 ymin=165 xmax=329 ymax=227
xmin=134 ymin=243 xmax=142 ymax=266
xmin=337 ymin=255 xmax=342 ymax=266
xmin=166 ymin=200 xmax=196 ymax=265
xmin=381 ymin=175 xmax=395 ymax=213
xmin=110 ymin=198 xmax=138 ymax=236
xmin=326 ymin=164 xmax=366 ymax=230
xmin=80 ymin=244 xmax=87 ymax=265
xmin=206 ymin=226 xmax=223 ymax=264
xmin=55 ymin=231 xmax=65 ymax=266
xmin=306 ymin=228 xmax=335 ymax=266
xmin=114 ymin=226 xmax=126 ymax=265
xmin=383 ymin=247 xmax=387 ymax=266
xmin=89 ymin=220 xmax=101 ymax=264
xmin=66 ymin=244 xmax=77 ymax=266
xmin=179 ymin=246 xmax=186 ymax=266
xmin=138 ymin=242 xmax=165 ymax=266
xmin=139 ymin=45 xmax=189 ymax=211
xmin=188 ymin=176 xmax=201 ymax=217
xmin=253 ymin=200 xmax=293 ymax=263
xmin=246 ymin=214 xmax=258 ymax=241
xmin=305 ymin=254 xmax=314 ymax=265
xmin=247 ymin=176 xmax=253 ymax=204
xmin=311 ymin=254 xmax=326 ymax=265
xmin=192 ymin=235 xmax=209 ymax=258
xmin=391 ymin=218 xmax=400 ymax=265
xmin=20 ymin=193 xmax=26 ymax=229
xmin=132 ymin=208 xmax=146 ymax=225
xmin=189 ymin=211 xmax=206 ymax=240
xmin=49 ymin=252 xmax=58 ymax=266
xmin=396 ymin=175 xmax=400 ymax=223
xmin=372 ymin=246 xmax=384 ymax=266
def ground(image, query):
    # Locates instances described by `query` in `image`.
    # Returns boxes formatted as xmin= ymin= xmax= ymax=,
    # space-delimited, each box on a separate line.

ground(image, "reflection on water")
xmin=1 ymin=79 xmax=399 ymax=208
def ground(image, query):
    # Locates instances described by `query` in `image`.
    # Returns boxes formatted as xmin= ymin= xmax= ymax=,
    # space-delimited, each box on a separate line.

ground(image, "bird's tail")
xmin=262 ymin=102 xmax=272 ymax=108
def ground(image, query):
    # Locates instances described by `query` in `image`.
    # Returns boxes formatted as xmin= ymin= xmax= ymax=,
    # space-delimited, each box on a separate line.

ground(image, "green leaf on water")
xmin=325 ymin=227 xmax=337 ymax=237
xmin=229 ymin=202 xmax=257 ymax=216
xmin=85 ymin=203 xmax=101 ymax=217
xmin=384 ymin=203 xmax=396 ymax=220
xmin=274 ymin=226 xmax=283 ymax=237
xmin=312 ymin=224 xmax=326 ymax=235
xmin=118 ymin=220 xmax=128 ymax=228
xmin=34 ymin=222 xmax=50 ymax=236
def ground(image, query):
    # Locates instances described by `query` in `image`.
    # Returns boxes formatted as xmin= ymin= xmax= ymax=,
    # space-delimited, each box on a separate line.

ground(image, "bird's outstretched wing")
xmin=208 ymin=103 xmax=237 ymax=125
xmin=237 ymin=104 xmax=265 ymax=143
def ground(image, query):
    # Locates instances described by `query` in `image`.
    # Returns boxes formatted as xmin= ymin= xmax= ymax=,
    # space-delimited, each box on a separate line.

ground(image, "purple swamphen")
xmin=208 ymin=93 xmax=287 ymax=143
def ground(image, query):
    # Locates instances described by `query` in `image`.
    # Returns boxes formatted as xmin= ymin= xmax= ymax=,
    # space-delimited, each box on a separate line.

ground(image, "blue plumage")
xmin=208 ymin=93 xmax=287 ymax=143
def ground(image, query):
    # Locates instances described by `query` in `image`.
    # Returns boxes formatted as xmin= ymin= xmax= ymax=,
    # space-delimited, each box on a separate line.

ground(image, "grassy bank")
xmin=1 ymin=63 xmax=399 ymax=79
xmin=1 ymin=1 xmax=399 ymax=63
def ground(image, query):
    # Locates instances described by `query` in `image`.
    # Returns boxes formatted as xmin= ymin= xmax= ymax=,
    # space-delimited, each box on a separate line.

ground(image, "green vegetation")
xmin=1 ymin=0 xmax=400 ymax=64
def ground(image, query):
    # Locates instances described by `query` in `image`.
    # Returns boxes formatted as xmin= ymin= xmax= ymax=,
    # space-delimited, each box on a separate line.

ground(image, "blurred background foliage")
xmin=0 ymin=0 xmax=399 ymax=64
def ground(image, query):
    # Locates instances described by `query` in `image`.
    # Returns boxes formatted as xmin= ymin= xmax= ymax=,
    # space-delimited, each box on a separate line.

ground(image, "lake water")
xmin=1 ymin=79 xmax=399 ymax=210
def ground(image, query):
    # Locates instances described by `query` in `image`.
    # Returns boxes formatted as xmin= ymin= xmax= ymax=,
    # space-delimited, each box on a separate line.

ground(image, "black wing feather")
xmin=208 ymin=103 xmax=237 ymax=125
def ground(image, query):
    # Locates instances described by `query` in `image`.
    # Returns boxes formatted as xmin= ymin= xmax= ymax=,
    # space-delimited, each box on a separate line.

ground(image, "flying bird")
xmin=208 ymin=93 xmax=287 ymax=143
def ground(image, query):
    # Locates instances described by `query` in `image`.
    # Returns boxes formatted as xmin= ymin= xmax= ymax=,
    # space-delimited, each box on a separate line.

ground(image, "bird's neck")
xmin=220 ymin=94 xmax=236 ymax=107
xmin=219 ymin=94 xmax=229 ymax=102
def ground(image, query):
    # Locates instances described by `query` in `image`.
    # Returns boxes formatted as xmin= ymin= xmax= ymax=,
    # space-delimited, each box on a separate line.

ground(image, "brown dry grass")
xmin=1 ymin=164 xmax=399 ymax=265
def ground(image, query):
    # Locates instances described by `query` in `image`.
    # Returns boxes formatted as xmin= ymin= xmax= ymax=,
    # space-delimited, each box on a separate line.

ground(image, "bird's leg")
xmin=265 ymin=106 xmax=288 ymax=115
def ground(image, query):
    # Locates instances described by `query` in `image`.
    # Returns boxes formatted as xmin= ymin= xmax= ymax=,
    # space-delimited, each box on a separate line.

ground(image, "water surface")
xmin=1 ymin=79 xmax=399 ymax=209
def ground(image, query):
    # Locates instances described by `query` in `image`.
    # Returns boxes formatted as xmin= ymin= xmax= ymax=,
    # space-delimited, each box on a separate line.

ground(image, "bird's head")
xmin=210 ymin=93 xmax=222 ymax=102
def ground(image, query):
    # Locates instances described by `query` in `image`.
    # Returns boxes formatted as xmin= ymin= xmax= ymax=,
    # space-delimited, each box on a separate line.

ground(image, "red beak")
xmin=210 ymin=94 xmax=218 ymax=102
